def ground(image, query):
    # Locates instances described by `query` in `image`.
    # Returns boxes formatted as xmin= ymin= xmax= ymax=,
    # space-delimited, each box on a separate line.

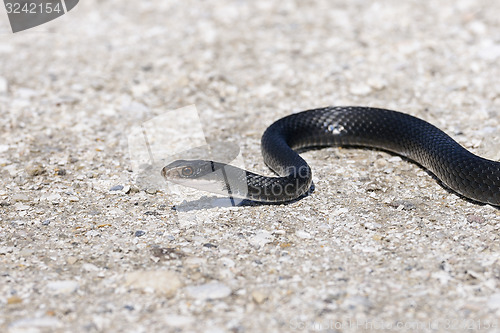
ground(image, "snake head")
xmin=161 ymin=159 xmax=221 ymax=181
xmin=161 ymin=159 xmax=249 ymax=200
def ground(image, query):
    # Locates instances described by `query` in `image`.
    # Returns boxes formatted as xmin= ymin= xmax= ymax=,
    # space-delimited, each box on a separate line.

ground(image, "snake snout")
xmin=161 ymin=166 xmax=179 ymax=180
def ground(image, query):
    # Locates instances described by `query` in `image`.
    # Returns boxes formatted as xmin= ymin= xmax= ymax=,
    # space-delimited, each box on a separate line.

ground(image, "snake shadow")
xmin=170 ymin=183 xmax=315 ymax=212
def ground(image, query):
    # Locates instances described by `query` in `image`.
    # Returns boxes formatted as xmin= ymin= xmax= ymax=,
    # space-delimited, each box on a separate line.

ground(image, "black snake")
xmin=162 ymin=106 xmax=500 ymax=205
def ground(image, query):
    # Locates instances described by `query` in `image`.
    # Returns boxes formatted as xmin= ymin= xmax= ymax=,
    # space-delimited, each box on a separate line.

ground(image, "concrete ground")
xmin=1 ymin=0 xmax=500 ymax=332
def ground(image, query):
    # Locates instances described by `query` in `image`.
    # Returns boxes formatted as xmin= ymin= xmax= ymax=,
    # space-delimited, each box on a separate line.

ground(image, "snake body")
xmin=162 ymin=106 xmax=500 ymax=205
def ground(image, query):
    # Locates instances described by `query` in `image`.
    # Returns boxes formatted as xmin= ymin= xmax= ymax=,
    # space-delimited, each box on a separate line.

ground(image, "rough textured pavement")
xmin=1 ymin=0 xmax=500 ymax=332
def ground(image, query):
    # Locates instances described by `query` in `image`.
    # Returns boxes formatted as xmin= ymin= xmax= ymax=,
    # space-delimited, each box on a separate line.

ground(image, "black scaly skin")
xmin=245 ymin=106 xmax=500 ymax=204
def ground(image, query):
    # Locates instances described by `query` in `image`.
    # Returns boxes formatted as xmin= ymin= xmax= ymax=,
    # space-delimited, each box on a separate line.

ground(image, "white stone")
xmin=185 ymin=282 xmax=231 ymax=300
xmin=0 ymin=145 xmax=9 ymax=154
xmin=487 ymin=293 xmax=500 ymax=309
xmin=478 ymin=41 xmax=500 ymax=61
xmin=0 ymin=76 xmax=7 ymax=93
xmin=82 ymin=263 xmax=99 ymax=272
xmin=125 ymin=270 xmax=182 ymax=297
xmin=163 ymin=315 xmax=194 ymax=327
xmin=47 ymin=280 xmax=79 ymax=294
xmin=249 ymin=231 xmax=274 ymax=247
xmin=349 ymin=83 xmax=372 ymax=96
xmin=8 ymin=316 xmax=62 ymax=330
xmin=12 ymin=193 xmax=30 ymax=202
xmin=295 ymin=230 xmax=312 ymax=239
xmin=14 ymin=203 xmax=30 ymax=211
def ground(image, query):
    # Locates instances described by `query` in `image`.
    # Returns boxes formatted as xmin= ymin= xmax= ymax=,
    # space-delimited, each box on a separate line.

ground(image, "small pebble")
xmin=478 ymin=42 xmax=500 ymax=61
xmin=349 ymin=83 xmax=372 ymax=96
xmin=109 ymin=185 xmax=124 ymax=191
xmin=7 ymin=296 xmax=22 ymax=305
xmin=374 ymin=158 xmax=388 ymax=169
xmin=25 ymin=163 xmax=45 ymax=177
xmin=249 ymin=231 xmax=274 ymax=248
xmin=14 ymin=203 xmax=30 ymax=211
xmin=46 ymin=280 xmax=79 ymax=294
xmin=129 ymin=185 xmax=140 ymax=193
xmin=135 ymin=230 xmax=145 ymax=237
xmin=389 ymin=200 xmax=416 ymax=210
xmin=42 ymin=219 xmax=51 ymax=226
xmin=125 ymin=270 xmax=182 ymax=297
xmin=162 ymin=315 xmax=195 ymax=327
xmin=367 ymin=77 xmax=387 ymax=90
xmin=44 ymin=193 xmax=62 ymax=204
xmin=295 ymin=230 xmax=312 ymax=239
xmin=343 ymin=295 xmax=372 ymax=310
xmin=56 ymin=168 xmax=67 ymax=176
xmin=16 ymin=87 xmax=39 ymax=99
xmin=0 ymin=76 xmax=8 ymax=93
xmin=66 ymin=256 xmax=78 ymax=265
xmin=145 ymin=188 xmax=157 ymax=194
xmin=466 ymin=214 xmax=485 ymax=224
xmin=8 ymin=317 xmax=62 ymax=330
xmin=12 ymin=193 xmax=30 ymax=202
xmin=251 ymin=290 xmax=268 ymax=304
xmin=487 ymin=293 xmax=500 ymax=309
xmin=185 ymin=282 xmax=231 ymax=300
xmin=82 ymin=263 xmax=99 ymax=272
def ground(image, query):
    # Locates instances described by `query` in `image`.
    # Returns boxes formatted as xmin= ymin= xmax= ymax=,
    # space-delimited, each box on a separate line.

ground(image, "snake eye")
xmin=181 ymin=166 xmax=194 ymax=177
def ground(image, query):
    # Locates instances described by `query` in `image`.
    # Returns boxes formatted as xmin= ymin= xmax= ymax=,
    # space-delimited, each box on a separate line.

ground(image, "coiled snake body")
xmin=162 ymin=106 xmax=500 ymax=205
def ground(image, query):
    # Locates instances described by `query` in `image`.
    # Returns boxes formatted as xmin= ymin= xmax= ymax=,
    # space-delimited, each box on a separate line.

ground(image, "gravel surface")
xmin=1 ymin=0 xmax=500 ymax=332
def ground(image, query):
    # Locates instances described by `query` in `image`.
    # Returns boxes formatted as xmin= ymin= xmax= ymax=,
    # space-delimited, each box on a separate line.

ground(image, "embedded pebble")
xmin=163 ymin=315 xmax=195 ymax=327
xmin=82 ymin=263 xmax=99 ymax=272
xmin=249 ymin=231 xmax=274 ymax=247
xmin=0 ymin=76 xmax=7 ymax=93
xmin=0 ymin=145 xmax=10 ymax=153
xmin=12 ymin=193 xmax=29 ymax=202
xmin=68 ymin=195 xmax=80 ymax=202
xmin=46 ymin=280 xmax=79 ymax=294
xmin=374 ymin=158 xmax=388 ymax=169
xmin=14 ymin=203 xmax=30 ymax=211
xmin=125 ymin=270 xmax=182 ymax=297
xmin=390 ymin=200 xmax=416 ymax=210
xmin=16 ymin=87 xmax=39 ymax=99
xmin=251 ymin=290 xmax=268 ymax=304
xmin=349 ymin=83 xmax=372 ymax=96
xmin=7 ymin=296 xmax=22 ymax=305
xmin=478 ymin=42 xmax=500 ymax=61
xmin=109 ymin=185 xmax=124 ymax=191
xmin=8 ymin=317 xmax=63 ymax=330
xmin=487 ymin=293 xmax=500 ymax=309
xmin=121 ymin=101 xmax=149 ymax=114
xmin=66 ymin=256 xmax=78 ymax=265
xmin=466 ymin=214 xmax=485 ymax=224
xmin=343 ymin=296 xmax=372 ymax=310
xmin=135 ymin=230 xmax=146 ymax=237
xmin=145 ymin=188 xmax=157 ymax=194
xmin=25 ymin=163 xmax=45 ymax=177
xmin=185 ymin=282 xmax=231 ymax=300
xmin=367 ymin=77 xmax=388 ymax=90
xmin=42 ymin=193 xmax=62 ymax=203
xmin=295 ymin=230 xmax=312 ymax=239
